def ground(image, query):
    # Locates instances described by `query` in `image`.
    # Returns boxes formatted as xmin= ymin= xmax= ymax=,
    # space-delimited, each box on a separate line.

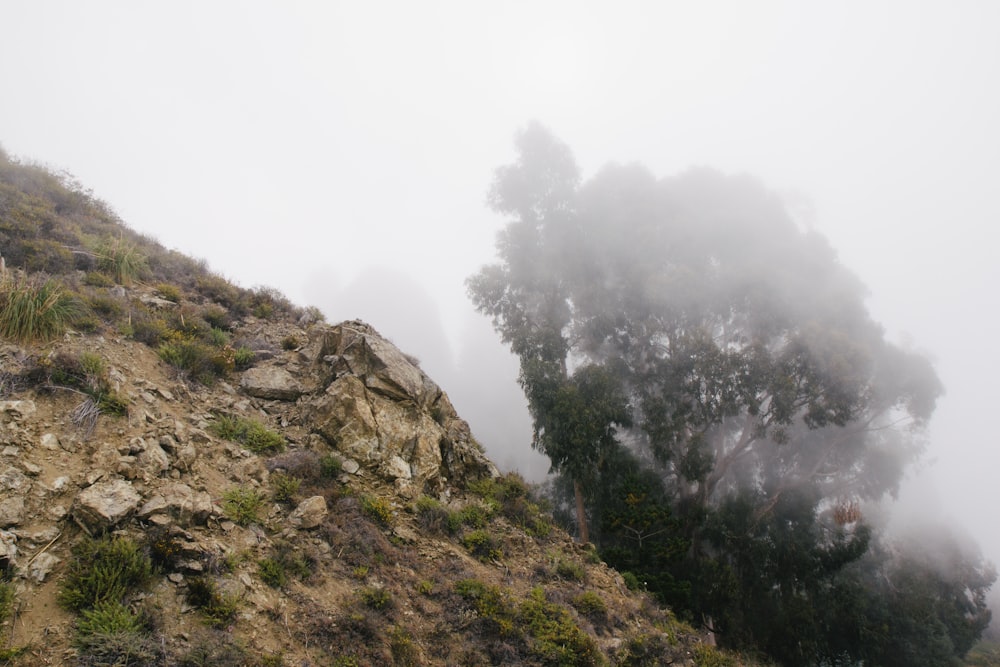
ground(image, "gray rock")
xmin=0 ymin=400 xmax=36 ymax=421
xmin=288 ymin=495 xmax=328 ymax=529
xmin=28 ymin=552 xmax=60 ymax=583
xmin=0 ymin=467 xmax=30 ymax=493
xmin=0 ymin=496 xmax=24 ymax=527
xmin=240 ymin=366 xmax=304 ymax=401
xmin=72 ymin=479 xmax=142 ymax=535
xmin=137 ymin=482 xmax=215 ymax=526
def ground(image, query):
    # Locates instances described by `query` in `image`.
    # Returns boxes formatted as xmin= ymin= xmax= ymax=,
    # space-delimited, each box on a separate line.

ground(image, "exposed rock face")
xmin=302 ymin=321 xmax=498 ymax=496
xmin=72 ymin=479 xmax=142 ymax=535
xmin=138 ymin=482 xmax=215 ymax=526
xmin=240 ymin=366 xmax=304 ymax=401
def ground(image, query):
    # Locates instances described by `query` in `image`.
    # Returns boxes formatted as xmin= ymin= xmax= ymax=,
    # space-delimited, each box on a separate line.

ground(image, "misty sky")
xmin=2 ymin=2 xmax=999 ymax=562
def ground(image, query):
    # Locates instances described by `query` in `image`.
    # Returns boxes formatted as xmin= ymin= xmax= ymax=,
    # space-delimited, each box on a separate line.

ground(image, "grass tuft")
xmin=0 ymin=273 xmax=80 ymax=343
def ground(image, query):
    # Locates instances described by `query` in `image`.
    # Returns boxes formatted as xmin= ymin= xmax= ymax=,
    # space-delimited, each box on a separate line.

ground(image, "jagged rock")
xmin=0 ymin=496 xmax=24 ymax=527
xmin=0 ymin=530 xmax=16 ymax=569
xmin=309 ymin=375 xmax=379 ymax=458
xmin=288 ymin=495 xmax=328 ymax=529
xmin=138 ymin=439 xmax=170 ymax=475
xmin=71 ymin=479 xmax=142 ymax=534
xmin=240 ymin=366 xmax=304 ymax=401
xmin=382 ymin=455 xmax=412 ymax=481
xmin=0 ymin=400 xmax=36 ymax=420
xmin=40 ymin=433 xmax=60 ymax=451
xmin=315 ymin=322 xmax=440 ymax=406
xmin=28 ymin=552 xmax=59 ymax=582
xmin=0 ymin=467 xmax=30 ymax=493
xmin=137 ymin=483 xmax=215 ymax=526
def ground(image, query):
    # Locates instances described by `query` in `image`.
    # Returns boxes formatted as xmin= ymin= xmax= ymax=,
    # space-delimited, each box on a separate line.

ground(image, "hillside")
xmin=0 ymin=150 xmax=761 ymax=665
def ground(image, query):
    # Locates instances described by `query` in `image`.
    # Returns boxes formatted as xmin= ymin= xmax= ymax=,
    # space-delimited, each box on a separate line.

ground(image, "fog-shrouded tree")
xmin=467 ymin=123 xmax=991 ymax=664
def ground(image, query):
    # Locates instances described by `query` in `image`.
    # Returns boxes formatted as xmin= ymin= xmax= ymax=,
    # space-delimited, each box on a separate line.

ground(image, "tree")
xmin=468 ymin=124 xmax=978 ymax=663
xmin=468 ymin=123 xmax=631 ymax=542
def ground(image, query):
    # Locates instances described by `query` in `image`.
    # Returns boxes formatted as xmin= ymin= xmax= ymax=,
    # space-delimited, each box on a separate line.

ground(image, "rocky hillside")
xmin=0 ymin=150 xmax=758 ymax=666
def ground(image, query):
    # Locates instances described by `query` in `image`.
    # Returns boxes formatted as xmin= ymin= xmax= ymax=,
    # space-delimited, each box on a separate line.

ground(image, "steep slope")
xmin=0 ymin=149 xmax=759 ymax=666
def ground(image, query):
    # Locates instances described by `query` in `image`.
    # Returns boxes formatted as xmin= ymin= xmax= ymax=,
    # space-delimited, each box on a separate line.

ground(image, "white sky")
xmin=2 ymin=1 xmax=999 ymax=561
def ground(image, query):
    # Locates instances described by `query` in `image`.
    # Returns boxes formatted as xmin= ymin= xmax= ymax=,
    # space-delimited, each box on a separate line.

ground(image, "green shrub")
xmin=158 ymin=339 xmax=237 ymax=384
xmin=281 ymin=335 xmax=299 ymax=351
xmin=210 ymin=414 xmax=285 ymax=454
xmin=75 ymin=629 xmax=161 ymax=667
xmin=185 ymin=577 xmax=238 ymax=628
xmin=454 ymin=578 xmax=516 ymax=637
xmin=83 ymin=271 xmax=115 ymax=287
xmin=359 ymin=586 xmax=392 ymax=611
xmin=201 ymin=304 xmax=232 ymax=330
xmin=414 ymin=495 xmax=453 ymax=534
xmin=319 ymin=453 xmax=343 ymax=479
xmin=691 ymin=644 xmax=737 ymax=667
xmin=93 ymin=234 xmax=147 ymax=285
xmin=458 ymin=502 xmax=492 ymax=529
xmin=207 ymin=327 xmax=229 ymax=347
xmin=462 ymin=529 xmax=502 ymax=562
xmin=0 ymin=274 xmax=80 ymax=343
xmin=389 ymin=627 xmax=420 ymax=666
xmin=520 ymin=587 xmax=603 ymax=666
xmin=155 ymin=282 xmax=182 ymax=303
xmin=258 ymin=558 xmax=287 ymax=588
xmin=58 ymin=535 xmax=152 ymax=611
xmin=222 ymin=487 xmax=265 ymax=526
xmin=361 ymin=495 xmax=394 ymax=526
xmin=233 ymin=345 xmax=255 ymax=370
xmin=556 ymin=558 xmax=586 ymax=582
xmin=270 ymin=473 xmax=300 ymax=503
xmin=572 ymin=591 xmax=607 ymax=617
xmin=75 ymin=600 xmax=145 ymax=638
xmin=622 ymin=571 xmax=641 ymax=591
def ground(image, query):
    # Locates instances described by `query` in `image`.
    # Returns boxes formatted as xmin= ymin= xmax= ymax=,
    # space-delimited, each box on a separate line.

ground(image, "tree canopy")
xmin=469 ymin=122 xmax=990 ymax=665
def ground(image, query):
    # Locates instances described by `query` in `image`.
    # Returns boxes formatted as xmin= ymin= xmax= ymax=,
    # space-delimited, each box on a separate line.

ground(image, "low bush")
xmin=462 ymin=529 xmax=502 ymax=562
xmin=92 ymin=233 xmax=147 ymax=285
xmin=571 ymin=591 xmax=607 ymax=618
xmin=0 ymin=273 xmax=81 ymax=343
xmin=270 ymin=473 xmax=301 ymax=503
xmin=361 ymin=495 xmax=394 ymax=527
xmin=185 ymin=577 xmax=238 ymax=628
xmin=222 ymin=487 xmax=265 ymax=526
xmin=359 ymin=586 xmax=392 ymax=611
xmin=58 ymin=535 xmax=152 ymax=612
xmin=210 ymin=414 xmax=285 ymax=454
xmin=0 ymin=580 xmax=15 ymax=625
xmin=155 ymin=282 xmax=182 ymax=303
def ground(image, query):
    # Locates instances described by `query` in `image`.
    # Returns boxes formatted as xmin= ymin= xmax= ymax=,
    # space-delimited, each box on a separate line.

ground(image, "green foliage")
xmin=359 ymin=586 xmax=392 ymax=611
xmin=520 ymin=587 xmax=604 ymax=666
xmin=185 ymin=577 xmax=239 ymax=628
xmin=233 ymin=345 xmax=255 ymax=370
xmin=572 ymin=591 xmax=607 ymax=617
xmin=93 ymin=233 xmax=147 ymax=285
xmin=75 ymin=629 xmax=161 ymax=667
xmin=691 ymin=644 xmax=737 ymax=667
xmin=270 ymin=472 xmax=300 ymax=503
xmin=58 ymin=535 xmax=152 ymax=611
xmin=361 ymin=495 xmax=394 ymax=526
xmin=258 ymin=558 xmax=287 ymax=588
xmin=222 ymin=487 xmax=265 ymax=526
xmin=462 ymin=529 xmax=502 ymax=562
xmin=209 ymin=414 xmax=285 ymax=454
xmin=281 ymin=335 xmax=299 ymax=350
xmin=0 ymin=274 xmax=80 ymax=343
xmin=155 ymin=282 xmax=182 ymax=303
xmin=75 ymin=600 xmax=144 ymax=638
xmin=414 ymin=495 xmax=454 ymax=534
xmin=158 ymin=339 xmax=236 ymax=384
xmin=555 ymin=558 xmax=586 ymax=582
xmin=319 ymin=453 xmax=343 ymax=479
xmin=44 ymin=350 xmax=129 ymax=418
xmin=415 ymin=579 xmax=434 ymax=595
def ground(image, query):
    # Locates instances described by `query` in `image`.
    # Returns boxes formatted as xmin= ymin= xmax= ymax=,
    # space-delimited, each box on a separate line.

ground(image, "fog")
xmin=2 ymin=1 xmax=999 ymax=571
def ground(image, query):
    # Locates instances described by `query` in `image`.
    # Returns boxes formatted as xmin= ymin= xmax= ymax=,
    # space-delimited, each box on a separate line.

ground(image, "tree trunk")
xmin=574 ymin=479 xmax=589 ymax=544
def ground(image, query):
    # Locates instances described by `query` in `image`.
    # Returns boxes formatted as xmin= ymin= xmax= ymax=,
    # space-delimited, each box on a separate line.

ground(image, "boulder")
xmin=71 ymin=479 xmax=142 ymax=535
xmin=0 ymin=400 xmax=36 ymax=421
xmin=240 ymin=366 xmax=304 ymax=401
xmin=137 ymin=482 xmax=215 ymax=526
xmin=288 ymin=495 xmax=328 ymax=529
xmin=0 ymin=496 xmax=24 ymax=528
